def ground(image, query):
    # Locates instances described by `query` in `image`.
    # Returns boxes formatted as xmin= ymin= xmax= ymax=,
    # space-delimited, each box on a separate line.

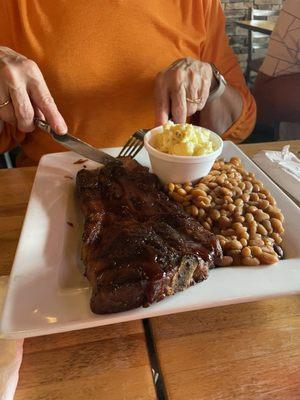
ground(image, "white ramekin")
xmin=144 ymin=125 xmax=223 ymax=184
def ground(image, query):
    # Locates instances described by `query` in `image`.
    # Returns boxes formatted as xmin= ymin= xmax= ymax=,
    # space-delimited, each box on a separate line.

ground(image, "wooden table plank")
xmin=150 ymin=140 xmax=300 ymax=400
xmin=150 ymin=297 xmax=300 ymax=400
xmin=0 ymin=167 xmax=36 ymax=275
xmin=15 ymin=322 xmax=156 ymax=400
xmin=237 ymin=20 xmax=275 ymax=35
xmin=0 ymin=165 xmax=156 ymax=400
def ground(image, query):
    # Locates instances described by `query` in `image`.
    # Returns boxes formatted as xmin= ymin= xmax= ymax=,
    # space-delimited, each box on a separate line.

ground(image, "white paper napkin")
xmin=252 ymin=145 xmax=300 ymax=203
xmin=0 ymin=276 xmax=23 ymax=400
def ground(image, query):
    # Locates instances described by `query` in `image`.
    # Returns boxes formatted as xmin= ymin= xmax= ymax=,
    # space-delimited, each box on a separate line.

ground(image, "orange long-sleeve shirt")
xmin=0 ymin=0 xmax=256 ymax=166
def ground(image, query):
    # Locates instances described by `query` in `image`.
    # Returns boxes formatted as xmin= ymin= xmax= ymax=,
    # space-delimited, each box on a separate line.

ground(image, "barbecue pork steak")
xmin=76 ymin=158 xmax=222 ymax=314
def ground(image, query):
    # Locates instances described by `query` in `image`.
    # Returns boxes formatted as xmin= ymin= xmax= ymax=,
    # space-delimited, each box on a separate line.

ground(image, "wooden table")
xmin=237 ymin=20 xmax=275 ymax=36
xmin=1 ymin=140 xmax=300 ymax=399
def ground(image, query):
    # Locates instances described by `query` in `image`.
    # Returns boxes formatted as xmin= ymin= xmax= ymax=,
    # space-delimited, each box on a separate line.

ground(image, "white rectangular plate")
xmin=1 ymin=142 xmax=300 ymax=338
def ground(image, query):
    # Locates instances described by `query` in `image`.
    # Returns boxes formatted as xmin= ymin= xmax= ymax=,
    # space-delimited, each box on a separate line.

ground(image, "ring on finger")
xmin=186 ymin=97 xmax=202 ymax=105
xmin=0 ymin=98 xmax=11 ymax=108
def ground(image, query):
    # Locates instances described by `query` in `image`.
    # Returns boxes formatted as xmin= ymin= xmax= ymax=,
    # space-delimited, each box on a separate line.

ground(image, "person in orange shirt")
xmin=0 ymin=0 xmax=256 ymax=166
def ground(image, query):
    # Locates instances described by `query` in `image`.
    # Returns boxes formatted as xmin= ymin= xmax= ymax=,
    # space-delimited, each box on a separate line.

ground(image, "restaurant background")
xmin=222 ymin=0 xmax=282 ymax=71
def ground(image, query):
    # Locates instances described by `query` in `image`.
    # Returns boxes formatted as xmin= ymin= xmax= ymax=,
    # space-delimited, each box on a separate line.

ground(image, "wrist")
xmin=209 ymin=68 xmax=219 ymax=93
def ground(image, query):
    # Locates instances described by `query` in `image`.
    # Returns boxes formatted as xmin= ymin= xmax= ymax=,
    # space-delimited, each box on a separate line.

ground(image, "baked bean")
xmin=207 ymin=182 xmax=218 ymax=189
xmin=219 ymin=216 xmax=231 ymax=228
xmin=271 ymin=232 xmax=283 ymax=244
xmin=252 ymin=183 xmax=261 ymax=192
xmin=225 ymin=239 xmax=243 ymax=251
xmin=171 ymin=192 xmax=185 ymax=203
xmin=258 ymin=199 xmax=269 ymax=209
xmin=238 ymin=181 xmax=246 ymax=190
xmin=269 ymin=208 xmax=284 ymax=222
xmin=189 ymin=205 xmax=199 ymax=217
xmin=235 ymin=206 xmax=243 ymax=216
xmin=250 ymin=193 xmax=260 ymax=202
xmin=224 ymin=195 xmax=233 ymax=204
xmin=249 ymin=220 xmax=257 ymax=238
xmin=270 ymin=218 xmax=284 ymax=234
xmin=242 ymin=193 xmax=250 ymax=202
xmin=198 ymin=208 xmax=206 ymax=219
xmin=206 ymin=216 xmax=212 ymax=225
xmin=262 ymin=219 xmax=273 ymax=233
xmin=250 ymin=246 xmax=262 ymax=257
xmin=248 ymin=205 xmax=258 ymax=213
xmin=257 ymin=224 xmax=268 ymax=236
xmin=258 ymin=193 xmax=267 ymax=199
xmin=202 ymin=221 xmax=211 ymax=230
xmin=196 ymin=183 xmax=209 ymax=192
xmin=258 ymin=252 xmax=278 ymax=265
xmin=227 ymin=204 xmax=236 ymax=213
xmin=255 ymin=210 xmax=269 ymax=222
xmin=191 ymin=189 xmax=207 ymax=197
xmin=234 ymin=187 xmax=243 ymax=197
xmin=240 ymin=238 xmax=248 ymax=247
xmin=261 ymin=245 xmax=275 ymax=254
xmin=249 ymin=238 xmax=265 ymax=247
xmin=241 ymin=246 xmax=251 ymax=257
xmin=168 ymin=183 xmax=175 ymax=192
xmin=244 ymin=181 xmax=253 ymax=192
xmin=235 ymin=215 xmax=245 ymax=223
xmin=239 ymin=230 xmax=250 ymax=241
xmin=245 ymin=213 xmax=254 ymax=223
xmin=215 ymin=256 xmax=233 ymax=267
xmin=223 ymin=181 xmax=234 ymax=190
xmin=268 ymin=196 xmax=276 ymax=206
xmin=230 ymin=157 xmax=241 ymax=166
xmin=221 ymin=228 xmax=236 ymax=237
xmin=242 ymin=256 xmax=260 ymax=266
xmin=221 ymin=187 xmax=233 ymax=197
xmin=210 ymin=209 xmax=221 ymax=220
xmin=234 ymin=198 xmax=243 ymax=207
xmin=177 ymin=188 xmax=187 ymax=196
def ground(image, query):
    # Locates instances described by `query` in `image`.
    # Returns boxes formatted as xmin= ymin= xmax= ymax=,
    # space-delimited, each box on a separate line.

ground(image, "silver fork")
xmin=118 ymin=128 xmax=148 ymax=159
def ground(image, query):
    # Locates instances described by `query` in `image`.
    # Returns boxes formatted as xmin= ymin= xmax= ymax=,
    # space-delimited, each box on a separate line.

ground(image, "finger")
xmin=186 ymin=69 xmax=200 ymax=117
xmin=9 ymin=86 xmax=35 ymax=132
xmin=155 ymin=73 xmax=170 ymax=125
xmin=28 ymin=69 xmax=67 ymax=134
xmin=197 ymin=76 xmax=211 ymax=111
xmin=0 ymin=90 xmax=17 ymax=126
xmin=33 ymin=105 xmax=45 ymax=120
xmin=171 ymin=81 xmax=187 ymax=123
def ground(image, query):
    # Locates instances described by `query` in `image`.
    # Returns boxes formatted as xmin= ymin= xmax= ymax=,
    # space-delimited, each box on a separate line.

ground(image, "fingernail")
xmin=57 ymin=120 xmax=68 ymax=134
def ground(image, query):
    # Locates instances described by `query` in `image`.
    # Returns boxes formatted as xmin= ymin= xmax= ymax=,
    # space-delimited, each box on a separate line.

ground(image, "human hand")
xmin=0 ymin=47 xmax=67 ymax=134
xmin=155 ymin=57 xmax=215 ymax=125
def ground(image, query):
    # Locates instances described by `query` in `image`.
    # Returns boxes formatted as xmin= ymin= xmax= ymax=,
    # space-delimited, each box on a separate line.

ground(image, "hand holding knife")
xmin=34 ymin=118 xmax=115 ymax=165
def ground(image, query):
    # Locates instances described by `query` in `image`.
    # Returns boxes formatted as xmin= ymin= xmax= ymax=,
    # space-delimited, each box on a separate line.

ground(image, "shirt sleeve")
xmin=260 ymin=0 xmax=300 ymax=77
xmin=201 ymin=0 xmax=256 ymax=143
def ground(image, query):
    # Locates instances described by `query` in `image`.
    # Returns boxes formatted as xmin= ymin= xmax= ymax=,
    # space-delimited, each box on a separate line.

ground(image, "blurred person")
xmin=0 ymin=0 xmax=256 ymax=166
xmin=254 ymin=0 xmax=300 ymax=140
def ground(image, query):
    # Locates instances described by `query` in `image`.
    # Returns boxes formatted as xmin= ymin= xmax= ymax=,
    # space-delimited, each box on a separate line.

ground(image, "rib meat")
xmin=76 ymin=158 xmax=222 ymax=314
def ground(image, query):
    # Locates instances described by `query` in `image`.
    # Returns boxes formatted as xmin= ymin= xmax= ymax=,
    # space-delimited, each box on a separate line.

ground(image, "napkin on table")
xmin=0 ymin=276 xmax=23 ymax=400
xmin=252 ymin=145 xmax=300 ymax=203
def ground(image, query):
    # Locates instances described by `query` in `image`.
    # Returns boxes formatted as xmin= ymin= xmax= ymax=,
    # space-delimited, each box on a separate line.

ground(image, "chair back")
xmin=250 ymin=8 xmax=278 ymax=20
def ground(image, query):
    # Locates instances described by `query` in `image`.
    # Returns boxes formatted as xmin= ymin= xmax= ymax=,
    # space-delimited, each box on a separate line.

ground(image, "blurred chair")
xmin=4 ymin=152 xmax=13 ymax=168
xmin=245 ymin=8 xmax=278 ymax=84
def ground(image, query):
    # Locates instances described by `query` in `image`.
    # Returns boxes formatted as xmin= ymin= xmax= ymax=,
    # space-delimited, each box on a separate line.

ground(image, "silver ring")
xmin=0 ymin=98 xmax=11 ymax=109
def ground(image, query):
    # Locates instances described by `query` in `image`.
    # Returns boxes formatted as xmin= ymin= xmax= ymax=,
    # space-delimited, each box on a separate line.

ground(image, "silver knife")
xmin=34 ymin=118 xmax=116 ymax=165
